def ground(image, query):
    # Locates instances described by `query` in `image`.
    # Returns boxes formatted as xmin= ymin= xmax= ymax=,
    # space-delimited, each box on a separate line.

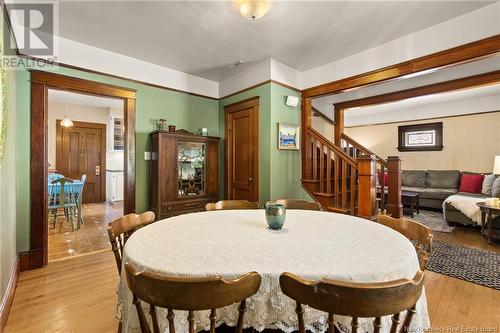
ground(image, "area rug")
xmin=427 ymin=240 xmax=500 ymax=290
xmin=407 ymin=209 xmax=455 ymax=233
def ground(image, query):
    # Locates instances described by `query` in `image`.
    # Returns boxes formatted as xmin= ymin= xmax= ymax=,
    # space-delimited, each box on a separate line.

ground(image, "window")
xmin=398 ymin=122 xmax=443 ymax=152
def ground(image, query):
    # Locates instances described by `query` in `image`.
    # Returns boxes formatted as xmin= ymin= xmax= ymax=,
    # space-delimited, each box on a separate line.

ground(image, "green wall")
xmin=0 ymin=11 xmax=18 ymax=301
xmin=269 ymin=84 xmax=309 ymax=200
xmin=220 ymin=82 xmax=309 ymax=203
xmin=15 ymin=63 xmax=219 ymax=252
xmin=12 ymin=59 xmax=309 ymax=253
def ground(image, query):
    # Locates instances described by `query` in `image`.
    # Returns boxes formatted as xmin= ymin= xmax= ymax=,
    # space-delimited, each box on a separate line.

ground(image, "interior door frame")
xmin=224 ymin=97 xmax=260 ymax=202
xmin=27 ymin=70 xmax=136 ymax=270
xmin=56 ymin=120 xmax=107 ymax=203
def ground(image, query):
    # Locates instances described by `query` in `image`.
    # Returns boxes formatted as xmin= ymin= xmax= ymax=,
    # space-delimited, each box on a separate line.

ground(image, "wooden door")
xmin=225 ymin=97 xmax=259 ymax=201
xmin=56 ymin=120 xmax=106 ymax=203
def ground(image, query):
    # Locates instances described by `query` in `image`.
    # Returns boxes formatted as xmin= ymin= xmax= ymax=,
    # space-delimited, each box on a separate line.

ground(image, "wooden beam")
xmin=31 ymin=71 xmax=137 ymax=99
xmin=302 ymin=35 xmax=500 ymax=98
xmin=335 ymin=70 xmax=500 ymax=110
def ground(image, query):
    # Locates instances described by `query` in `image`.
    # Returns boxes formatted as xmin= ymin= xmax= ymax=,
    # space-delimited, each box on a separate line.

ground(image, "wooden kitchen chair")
xmin=274 ymin=199 xmax=322 ymax=211
xmin=205 ymin=200 xmax=259 ymax=211
xmin=280 ymin=271 xmax=425 ymax=333
xmin=124 ymin=262 xmax=261 ymax=333
xmin=107 ymin=211 xmax=156 ymax=275
xmin=48 ymin=177 xmax=80 ymax=231
xmin=376 ymin=215 xmax=433 ymax=270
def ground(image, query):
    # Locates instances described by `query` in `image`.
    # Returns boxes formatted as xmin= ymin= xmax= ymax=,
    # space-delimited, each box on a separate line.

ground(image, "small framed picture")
xmin=278 ymin=123 xmax=300 ymax=150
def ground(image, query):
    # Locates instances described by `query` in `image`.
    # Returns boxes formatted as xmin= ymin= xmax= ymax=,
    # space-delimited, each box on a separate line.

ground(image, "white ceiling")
xmin=344 ymin=84 xmax=500 ymax=126
xmin=54 ymin=1 xmax=493 ymax=81
xmin=48 ymin=89 xmax=124 ymax=109
xmin=312 ymin=55 xmax=500 ymax=118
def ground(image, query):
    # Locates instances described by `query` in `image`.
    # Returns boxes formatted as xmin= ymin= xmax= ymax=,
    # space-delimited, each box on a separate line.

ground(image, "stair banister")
xmin=357 ymin=155 xmax=378 ymax=220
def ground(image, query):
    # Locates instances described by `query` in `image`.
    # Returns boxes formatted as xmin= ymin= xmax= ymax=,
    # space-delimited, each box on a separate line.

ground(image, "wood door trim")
xmin=55 ymin=120 xmax=107 ymax=202
xmin=30 ymin=70 xmax=136 ymax=270
xmin=224 ymin=97 xmax=260 ymax=201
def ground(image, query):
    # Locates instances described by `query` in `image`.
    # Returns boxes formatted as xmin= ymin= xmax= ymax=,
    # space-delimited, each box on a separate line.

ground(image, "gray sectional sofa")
xmin=401 ymin=170 xmax=498 ymax=226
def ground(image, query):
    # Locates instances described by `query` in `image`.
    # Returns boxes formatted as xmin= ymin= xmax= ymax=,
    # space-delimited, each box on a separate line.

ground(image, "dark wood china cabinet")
xmin=149 ymin=131 xmax=220 ymax=219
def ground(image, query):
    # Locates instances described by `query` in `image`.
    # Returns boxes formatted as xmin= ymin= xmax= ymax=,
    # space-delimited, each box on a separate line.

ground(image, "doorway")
xmin=56 ymin=120 xmax=106 ymax=203
xmin=224 ymin=97 xmax=259 ymax=202
xmin=26 ymin=71 xmax=136 ymax=270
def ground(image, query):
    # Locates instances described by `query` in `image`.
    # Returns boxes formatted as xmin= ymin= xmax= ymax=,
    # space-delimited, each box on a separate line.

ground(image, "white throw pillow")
xmin=481 ymin=174 xmax=497 ymax=196
xmin=491 ymin=176 xmax=500 ymax=198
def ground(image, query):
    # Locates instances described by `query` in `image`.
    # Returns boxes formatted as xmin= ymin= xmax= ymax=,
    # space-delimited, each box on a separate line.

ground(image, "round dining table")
xmin=117 ymin=209 xmax=430 ymax=333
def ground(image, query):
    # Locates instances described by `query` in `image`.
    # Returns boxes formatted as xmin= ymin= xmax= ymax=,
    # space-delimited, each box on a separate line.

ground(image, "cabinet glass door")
xmin=177 ymin=141 xmax=205 ymax=197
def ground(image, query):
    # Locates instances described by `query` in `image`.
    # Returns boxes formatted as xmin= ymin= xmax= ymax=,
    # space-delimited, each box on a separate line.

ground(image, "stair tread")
xmin=302 ymin=179 xmax=320 ymax=183
xmin=327 ymin=206 xmax=352 ymax=213
xmin=314 ymin=192 xmax=334 ymax=197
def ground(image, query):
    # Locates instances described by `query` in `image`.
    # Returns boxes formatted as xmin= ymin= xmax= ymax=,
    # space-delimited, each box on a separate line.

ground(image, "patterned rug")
xmin=407 ymin=209 xmax=455 ymax=233
xmin=427 ymin=240 xmax=500 ymax=290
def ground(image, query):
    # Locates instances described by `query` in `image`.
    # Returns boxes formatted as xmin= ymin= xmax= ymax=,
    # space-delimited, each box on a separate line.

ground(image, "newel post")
xmin=357 ymin=155 xmax=378 ymax=220
xmin=386 ymin=156 xmax=403 ymax=218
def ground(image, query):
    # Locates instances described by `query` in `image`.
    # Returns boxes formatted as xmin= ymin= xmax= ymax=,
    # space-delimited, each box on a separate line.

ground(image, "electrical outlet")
xmin=144 ymin=151 xmax=151 ymax=160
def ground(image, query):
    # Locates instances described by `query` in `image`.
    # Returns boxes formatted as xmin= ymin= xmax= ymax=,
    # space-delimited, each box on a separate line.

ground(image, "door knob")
xmin=95 ymin=165 xmax=100 ymax=176
xmin=248 ymin=177 xmax=253 ymax=183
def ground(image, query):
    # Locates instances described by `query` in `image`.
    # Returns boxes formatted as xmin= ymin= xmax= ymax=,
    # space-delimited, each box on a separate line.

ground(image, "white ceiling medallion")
xmin=235 ymin=0 xmax=271 ymax=20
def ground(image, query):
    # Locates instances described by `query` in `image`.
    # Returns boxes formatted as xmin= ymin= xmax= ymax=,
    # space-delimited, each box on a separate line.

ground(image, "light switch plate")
xmin=144 ymin=151 xmax=151 ymax=160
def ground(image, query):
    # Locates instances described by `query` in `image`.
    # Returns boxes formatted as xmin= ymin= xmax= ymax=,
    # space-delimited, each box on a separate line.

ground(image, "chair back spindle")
xmin=376 ymin=215 xmax=433 ymax=270
xmin=280 ymin=271 xmax=424 ymax=333
xmin=124 ymin=263 xmax=261 ymax=333
xmin=107 ymin=211 xmax=156 ymax=274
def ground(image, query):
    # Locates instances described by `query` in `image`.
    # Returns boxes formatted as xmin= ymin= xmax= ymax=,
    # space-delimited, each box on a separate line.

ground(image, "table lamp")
xmin=494 ymin=155 xmax=500 ymax=175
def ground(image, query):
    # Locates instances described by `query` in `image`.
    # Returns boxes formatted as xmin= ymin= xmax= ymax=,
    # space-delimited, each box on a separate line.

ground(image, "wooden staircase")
xmin=301 ymin=127 xmax=401 ymax=219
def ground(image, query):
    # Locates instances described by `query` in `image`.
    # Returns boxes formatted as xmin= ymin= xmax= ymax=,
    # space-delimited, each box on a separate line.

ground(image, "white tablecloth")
xmin=117 ymin=210 xmax=430 ymax=333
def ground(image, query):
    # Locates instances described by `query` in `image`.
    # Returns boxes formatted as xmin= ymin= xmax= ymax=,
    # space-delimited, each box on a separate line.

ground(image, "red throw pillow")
xmin=459 ymin=174 xmax=484 ymax=194
xmin=378 ymin=172 xmax=389 ymax=186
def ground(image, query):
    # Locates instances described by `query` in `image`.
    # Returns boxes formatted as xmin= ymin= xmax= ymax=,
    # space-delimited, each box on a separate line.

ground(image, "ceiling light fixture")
xmin=61 ymin=102 xmax=74 ymax=127
xmin=236 ymin=0 xmax=271 ymax=20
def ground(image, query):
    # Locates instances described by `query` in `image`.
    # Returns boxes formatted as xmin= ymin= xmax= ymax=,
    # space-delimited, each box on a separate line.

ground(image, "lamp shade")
xmin=494 ymin=155 xmax=500 ymax=175
xmin=61 ymin=117 xmax=73 ymax=127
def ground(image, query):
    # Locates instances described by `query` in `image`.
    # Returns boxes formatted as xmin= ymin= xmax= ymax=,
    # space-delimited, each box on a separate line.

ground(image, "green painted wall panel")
xmin=270 ymin=84 xmax=309 ymax=200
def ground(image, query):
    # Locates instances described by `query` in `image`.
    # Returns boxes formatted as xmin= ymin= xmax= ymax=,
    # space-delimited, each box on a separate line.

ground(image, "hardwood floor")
xmin=48 ymin=202 xmax=123 ymax=262
xmin=5 ymin=221 xmax=499 ymax=333
xmin=5 ymin=251 xmax=119 ymax=333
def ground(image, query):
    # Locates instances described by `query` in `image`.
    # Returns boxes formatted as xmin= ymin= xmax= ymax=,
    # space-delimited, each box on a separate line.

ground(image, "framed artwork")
xmin=278 ymin=123 xmax=300 ymax=150
xmin=397 ymin=122 xmax=443 ymax=152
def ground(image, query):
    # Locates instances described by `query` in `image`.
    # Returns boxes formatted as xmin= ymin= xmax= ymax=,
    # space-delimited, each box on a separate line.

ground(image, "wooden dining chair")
xmin=124 ymin=262 xmax=262 ymax=333
xmin=274 ymin=199 xmax=322 ymax=211
xmin=205 ymin=200 xmax=259 ymax=211
xmin=107 ymin=211 xmax=156 ymax=275
xmin=280 ymin=271 xmax=425 ymax=333
xmin=376 ymin=215 xmax=433 ymax=270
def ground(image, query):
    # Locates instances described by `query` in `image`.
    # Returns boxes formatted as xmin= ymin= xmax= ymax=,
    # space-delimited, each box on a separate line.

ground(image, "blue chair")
xmin=48 ymin=177 xmax=80 ymax=231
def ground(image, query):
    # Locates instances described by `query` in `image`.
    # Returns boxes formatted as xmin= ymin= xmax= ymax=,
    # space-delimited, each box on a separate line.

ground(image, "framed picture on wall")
xmin=278 ymin=123 xmax=300 ymax=150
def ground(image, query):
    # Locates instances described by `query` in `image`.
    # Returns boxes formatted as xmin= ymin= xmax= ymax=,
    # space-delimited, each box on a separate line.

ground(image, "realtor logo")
xmin=3 ymin=3 xmax=54 ymax=56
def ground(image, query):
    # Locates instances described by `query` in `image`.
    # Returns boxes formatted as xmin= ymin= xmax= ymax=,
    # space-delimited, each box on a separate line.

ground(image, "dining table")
xmin=117 ymin=209 xmax=430 ymax=333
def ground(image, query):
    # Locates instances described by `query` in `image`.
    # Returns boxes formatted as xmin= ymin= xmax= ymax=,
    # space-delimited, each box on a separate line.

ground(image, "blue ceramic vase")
xmin=265 ymin=203 xmax=286 ymax=230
